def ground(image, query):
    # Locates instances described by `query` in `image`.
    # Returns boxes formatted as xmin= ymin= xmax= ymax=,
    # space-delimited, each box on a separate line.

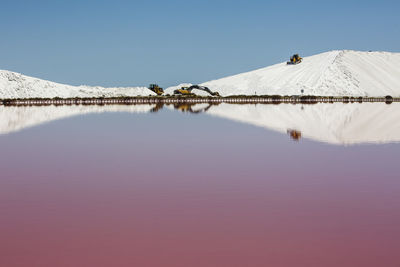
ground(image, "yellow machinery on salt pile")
xmin=174 ymin=85 xmax=220 ymax=96
xmin=287 ymin=54 xmax=303 ymax=65
xmin=148 ymin=84 xmax=164 ymax=95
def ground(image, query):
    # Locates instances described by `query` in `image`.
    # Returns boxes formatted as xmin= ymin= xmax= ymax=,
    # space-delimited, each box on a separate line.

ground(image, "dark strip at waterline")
xmin=0 ymin=95 xmax=398 ymax=106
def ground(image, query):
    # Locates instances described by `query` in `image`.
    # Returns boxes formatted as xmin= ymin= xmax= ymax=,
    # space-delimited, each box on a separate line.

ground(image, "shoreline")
xmin=0 ymin=95 xmax=398 ymax=106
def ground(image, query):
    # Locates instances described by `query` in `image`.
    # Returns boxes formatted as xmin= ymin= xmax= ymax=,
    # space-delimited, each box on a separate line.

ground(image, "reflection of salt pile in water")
xmin=0 ymin=105 xmax=156 ymax=135
xmin=1 ymin=102 xmax=400 ymax=145
xmin=167 ymin=50 xmax=400 ymax=97
xmin=205 ymin=103 xmax=400 ymax=145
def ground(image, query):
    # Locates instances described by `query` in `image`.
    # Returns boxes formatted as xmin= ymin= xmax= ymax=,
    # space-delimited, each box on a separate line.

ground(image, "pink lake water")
xmin=0 ymin=105 xmax=399 ymax=267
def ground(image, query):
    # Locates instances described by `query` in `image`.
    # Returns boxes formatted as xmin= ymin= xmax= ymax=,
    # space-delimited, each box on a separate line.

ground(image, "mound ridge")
xmin=0 ymin=70 xmax=155 ymax=99
xmin=1 ymin=50 xmax=400 ymax=98
xmin=200 ymin=50 xmax=400 ymax=96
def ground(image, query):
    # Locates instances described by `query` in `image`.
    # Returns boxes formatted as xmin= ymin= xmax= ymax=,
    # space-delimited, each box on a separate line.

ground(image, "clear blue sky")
xmin=1 ymin=0 xmax=399 ymax=87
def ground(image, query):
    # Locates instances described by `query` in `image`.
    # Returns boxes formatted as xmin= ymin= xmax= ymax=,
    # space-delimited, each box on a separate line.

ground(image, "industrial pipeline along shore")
xmin=1 ymin=50 xmax=400 ymax=102
xmin=1 ymin=95 xmax=399 ymax=107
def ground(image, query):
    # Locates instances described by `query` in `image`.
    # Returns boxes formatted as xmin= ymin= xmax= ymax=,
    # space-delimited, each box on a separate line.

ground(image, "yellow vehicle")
xmin=173 ymin=85 xmax=220 ymax=96
xmin=148 ymin=84 xmax=164 ymax=95
xmin=174 ymin=87 xmax=193 ymax=95
xmin=287 ymin=54 xmax=303 ymax=65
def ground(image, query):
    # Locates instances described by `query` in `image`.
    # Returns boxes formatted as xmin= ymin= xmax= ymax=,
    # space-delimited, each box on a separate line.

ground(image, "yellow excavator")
xmin=174 ymin=85 xmax=220 ymax=96
xmin=287 ymin=54 xmax=303 ymax=65
xmin=148 ymin=84 xmax=164 ymax=95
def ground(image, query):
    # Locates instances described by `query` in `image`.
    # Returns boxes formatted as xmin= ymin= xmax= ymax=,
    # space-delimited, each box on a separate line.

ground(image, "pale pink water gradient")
xmin=0 ymin=110 xmax=399 ymax=267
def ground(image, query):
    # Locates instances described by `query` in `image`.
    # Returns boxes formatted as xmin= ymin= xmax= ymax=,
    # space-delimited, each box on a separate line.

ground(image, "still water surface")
xmin=1 ymin=103 xmax=399 ymax=267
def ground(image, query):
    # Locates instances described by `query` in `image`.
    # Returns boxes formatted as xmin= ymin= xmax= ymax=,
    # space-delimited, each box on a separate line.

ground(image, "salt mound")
xmin=2 ymin=50 xmax=400 ymax=98
xmin=201 ymin=50 xmax=400 ymax=97
xmin=0 ymin=70 xmax=155 ymax=99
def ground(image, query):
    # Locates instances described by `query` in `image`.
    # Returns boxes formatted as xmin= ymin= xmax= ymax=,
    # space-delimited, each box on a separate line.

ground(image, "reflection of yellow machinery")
xmin=173 ymin=103 xmax=218 ymax=113
xmin=174 ymin=85 xmax=220 ymax=96
xmin=287 ymin=54 xmax=303 ymax=65
xmin=150 ymin=102 xmax=219 ymax=114
xmin=287 ymin=129 xmax=302 ymax=141
xmin=150 ymin=103 xmax=164 ymax=113
xmin=148 ymin=84 xmax=164 ymax=95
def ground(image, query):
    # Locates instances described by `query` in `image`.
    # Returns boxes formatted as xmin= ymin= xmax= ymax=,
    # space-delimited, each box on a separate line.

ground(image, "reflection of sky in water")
xmin=0 ymin=106 xmax=400 ymax=266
